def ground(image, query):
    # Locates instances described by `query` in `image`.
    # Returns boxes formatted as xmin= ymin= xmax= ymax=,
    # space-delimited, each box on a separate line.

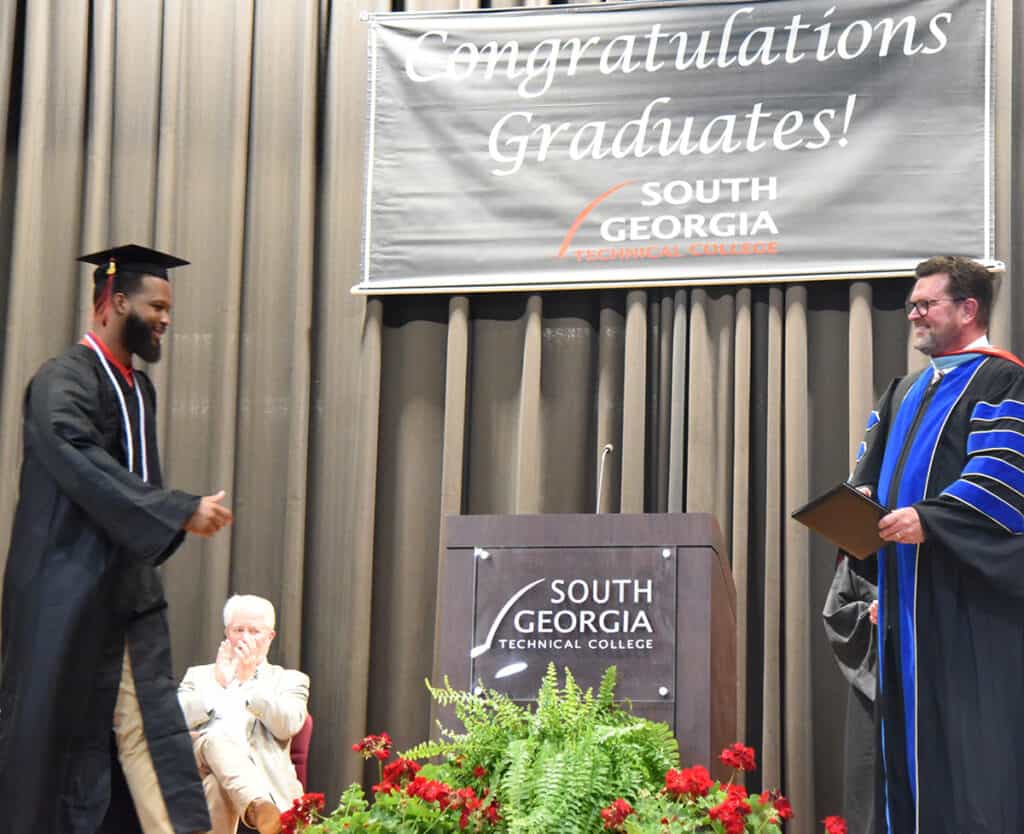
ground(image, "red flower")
xmin=372 ymin=780 xmax=398 ymax=794
xmin=773 ymin=795 xmax=794 ymax=820
xmin=452 ymin=788 xmax=501 ymax=830
xmin=383 ymin=757 xmax=421 ymax=786
xmin=824 ymin=815 xmax=848 ymax=834
xmin=452 ymin=786 xmax=483 ymax=811
xmin=718 ymin=742 xmax=757 ymax=772
xmin=600 ymin=798 xmax=635 ymax=831
xmin=665 ymin=765 xmax=713 ymax=798
xmin=473 ymin=765 xmax=488 ymax=778
xmin=406 ymin=776 xmax=453 ymax=810
xmin=352 ymin=732 xmax=392 ymax=761
xmin=708 ymin=797 xmax=752 ymax=834
xmin=725 ymin=783 xmax=748 ymax=801
xmin=289 ymin=792 xmax=325 ymax=813
xmin=449 ymin=787 xmax=483 ymax=829
xmin=280 ymin=793 xmax=325 ymax=833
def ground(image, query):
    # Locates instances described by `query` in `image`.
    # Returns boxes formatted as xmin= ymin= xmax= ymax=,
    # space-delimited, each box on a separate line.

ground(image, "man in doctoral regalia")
xmin=0 ymin=245 xmax=234 ymax=834
xmin=848 ymin=255 xmax=1024 ymax=834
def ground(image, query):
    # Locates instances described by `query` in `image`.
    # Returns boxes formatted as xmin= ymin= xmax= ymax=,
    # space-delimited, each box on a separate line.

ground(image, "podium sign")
xmin=437 ymin=514 xmax=736 ymax=771
xmin=471 ymin=546 xmax=676 ymax=703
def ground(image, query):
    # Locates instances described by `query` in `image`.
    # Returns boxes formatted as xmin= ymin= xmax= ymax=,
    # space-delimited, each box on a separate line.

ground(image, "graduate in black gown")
xmin=0 ymin=245 xmax=234 ymax=834
xmin=848 ymin=256 xmax=1024 ymax=834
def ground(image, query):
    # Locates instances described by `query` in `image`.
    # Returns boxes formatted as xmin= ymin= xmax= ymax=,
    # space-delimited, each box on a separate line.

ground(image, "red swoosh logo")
xmin=557 ymin=180 xmax=635 ymax=258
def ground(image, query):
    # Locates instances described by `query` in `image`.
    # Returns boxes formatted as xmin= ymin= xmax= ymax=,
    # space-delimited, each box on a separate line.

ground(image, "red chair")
xmin=290 ymin=713 xmax=313 ymax=789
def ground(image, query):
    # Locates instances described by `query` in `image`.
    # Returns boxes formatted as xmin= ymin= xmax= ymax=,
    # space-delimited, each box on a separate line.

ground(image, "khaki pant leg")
xmin=193 ymin=731 xmax=272 ymax=826
xmin=112 ymin=648 xmax=176 ymax=834
xmin=192 ymin=740 xmax=240 ymax=834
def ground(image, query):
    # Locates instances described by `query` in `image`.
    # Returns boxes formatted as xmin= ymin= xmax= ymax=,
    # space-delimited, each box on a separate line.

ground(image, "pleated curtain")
xmin=0 ymin=2 xmax=1020 ymax=832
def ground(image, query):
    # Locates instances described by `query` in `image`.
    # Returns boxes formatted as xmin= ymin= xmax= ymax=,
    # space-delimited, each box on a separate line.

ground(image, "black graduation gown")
xmin=823 ymin=554 xmax=877 ymax=834
xmin=852 ymin=353 xmax=1024 ymax=834
xmin=0 ymin=343 xmax=210 ymax=834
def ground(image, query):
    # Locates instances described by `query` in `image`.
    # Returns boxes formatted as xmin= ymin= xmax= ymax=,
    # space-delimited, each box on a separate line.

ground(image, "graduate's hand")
xmin=185 ymin=490 xmax=234 ymax=537
xmin=856 ymin=485 xmax=873 ymax=498
xmin=214 ymin=639 xmax=237 ymax=688
xmin=869 ymin=600 xmax=878 ymax=625
xmin=879 ymin=506 xmax=925 ymax=544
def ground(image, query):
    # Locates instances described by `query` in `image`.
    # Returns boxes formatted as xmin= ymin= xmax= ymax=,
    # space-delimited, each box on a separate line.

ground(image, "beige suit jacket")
xmin=178 ymin=662 xmax=310 ymax=809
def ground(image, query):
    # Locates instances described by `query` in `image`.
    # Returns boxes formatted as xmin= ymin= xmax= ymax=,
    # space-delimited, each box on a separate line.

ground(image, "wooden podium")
xmin=435 ymin=513 xmax=736 ymax=774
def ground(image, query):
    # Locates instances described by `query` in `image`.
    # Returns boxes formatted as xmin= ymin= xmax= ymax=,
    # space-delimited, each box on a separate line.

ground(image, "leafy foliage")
xmin=407 ymin=664 xmax=679 ymax=834
xmin=284 ymin=670 xmax=846 ymax=834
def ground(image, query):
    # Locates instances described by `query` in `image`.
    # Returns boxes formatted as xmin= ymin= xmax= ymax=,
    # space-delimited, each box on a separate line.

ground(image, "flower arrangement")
xmin=281 ymin=759 xmax=500 ymax=833
xmin=597 ymin=742 xmax=846 ymax=834
xmin=282 ymin=665 xmax=847 ymax=834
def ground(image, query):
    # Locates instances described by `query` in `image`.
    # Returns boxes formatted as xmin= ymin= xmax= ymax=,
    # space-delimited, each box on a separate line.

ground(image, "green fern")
xmin=402 ymin=663 xmax=680 ymax=834
xmin=597 ymin=665 xmax=617 ymax=710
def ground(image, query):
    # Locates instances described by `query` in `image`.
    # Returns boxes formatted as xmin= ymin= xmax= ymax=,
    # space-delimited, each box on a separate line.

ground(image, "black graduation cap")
xmin=77 ymin=243 xmax=189 ymax=281
xmin=77 ymin=244 xmax=189 ymax=313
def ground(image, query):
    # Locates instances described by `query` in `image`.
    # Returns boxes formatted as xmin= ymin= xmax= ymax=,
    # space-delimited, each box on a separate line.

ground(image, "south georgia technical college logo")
xmin=557 ymin=176 xmax=781 ymax=265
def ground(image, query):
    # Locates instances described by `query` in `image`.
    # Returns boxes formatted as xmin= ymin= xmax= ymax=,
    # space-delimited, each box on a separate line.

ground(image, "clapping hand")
xmin=233 ymin=633 xmax=260 ymax=681
xmin=214 ymin=639 xmax=237 ymax=688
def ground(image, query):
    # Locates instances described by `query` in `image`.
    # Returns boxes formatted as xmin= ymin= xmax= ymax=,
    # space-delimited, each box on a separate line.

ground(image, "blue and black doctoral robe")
xmin=850 ymin=350 xmax=1024 ymax=834
xmin=0 ymin=343 xmax=210 ymax=834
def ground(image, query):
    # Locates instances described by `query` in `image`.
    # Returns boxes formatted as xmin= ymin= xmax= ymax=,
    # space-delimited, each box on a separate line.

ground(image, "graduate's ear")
xmin=111 ymin=291 xmax=132 ymax=316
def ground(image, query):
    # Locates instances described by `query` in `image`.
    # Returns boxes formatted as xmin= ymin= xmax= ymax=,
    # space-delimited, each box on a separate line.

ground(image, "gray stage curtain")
xmin=0 ymin=2 xmax=1020 ymax=832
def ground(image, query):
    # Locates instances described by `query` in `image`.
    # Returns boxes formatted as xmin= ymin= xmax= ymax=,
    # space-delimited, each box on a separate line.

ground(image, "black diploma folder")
xmin=791 ymin=482 xmax=887 ymax=560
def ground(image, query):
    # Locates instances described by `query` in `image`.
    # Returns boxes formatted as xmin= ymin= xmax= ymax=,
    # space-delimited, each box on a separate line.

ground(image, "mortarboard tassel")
xmin=96 ymin=257 xmax=116 ymax=323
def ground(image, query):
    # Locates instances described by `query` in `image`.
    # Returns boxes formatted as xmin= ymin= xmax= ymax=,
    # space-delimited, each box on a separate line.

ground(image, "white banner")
xmin=358 ymin=0 xmax=994 ymax=294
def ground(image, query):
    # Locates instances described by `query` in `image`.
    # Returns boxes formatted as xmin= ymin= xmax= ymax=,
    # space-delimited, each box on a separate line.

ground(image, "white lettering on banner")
xmin=403 ymin=9 xmax=952 ymax=100
xmin=640 ymin=177 xmax=777 ymax=206
xmin=487 ymin=95 xmax=856 ymax=176
xmin=601 ymin=212 xmax=778 ymax=243
xmin=406 ymin=32 xmax=605 ymax=98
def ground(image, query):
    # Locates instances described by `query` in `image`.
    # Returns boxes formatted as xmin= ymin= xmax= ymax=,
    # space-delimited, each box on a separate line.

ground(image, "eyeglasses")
xmin=904 ymin=297 xmax=965 ymax=317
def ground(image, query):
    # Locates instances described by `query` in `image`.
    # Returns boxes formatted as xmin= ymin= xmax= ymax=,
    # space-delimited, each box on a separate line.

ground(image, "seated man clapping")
xmin=179 ymin=595 xmax=309 ymax=834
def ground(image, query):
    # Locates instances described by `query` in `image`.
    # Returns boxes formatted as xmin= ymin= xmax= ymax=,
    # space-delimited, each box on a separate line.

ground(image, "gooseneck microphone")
xmin=595 ymin=443 xmax=614 ymax=513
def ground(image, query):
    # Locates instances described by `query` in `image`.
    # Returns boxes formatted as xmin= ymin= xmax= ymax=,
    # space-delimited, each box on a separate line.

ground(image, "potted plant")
xmin=282 ymin=665 xmax=846 ymax=834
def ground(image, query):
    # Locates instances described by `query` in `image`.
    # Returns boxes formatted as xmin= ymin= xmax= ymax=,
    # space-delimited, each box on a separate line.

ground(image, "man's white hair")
xmin=222 ymin=594 xmax=276 ymax=630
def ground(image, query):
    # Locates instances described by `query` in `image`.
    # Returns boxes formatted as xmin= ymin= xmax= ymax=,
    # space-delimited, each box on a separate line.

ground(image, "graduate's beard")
xmin=124 ymin=311 xmax=162 ymax=363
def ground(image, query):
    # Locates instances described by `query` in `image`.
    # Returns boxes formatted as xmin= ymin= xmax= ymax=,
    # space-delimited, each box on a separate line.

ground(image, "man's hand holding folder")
xmin=856 ymin=484 xmax=927 ymax=546
xmin=877 ymin=505 xmax=926 ymax=545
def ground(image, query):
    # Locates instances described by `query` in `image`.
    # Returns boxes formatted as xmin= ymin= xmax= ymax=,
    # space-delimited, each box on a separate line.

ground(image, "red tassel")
xmin=96 ymin=258 xmax=116 ymax=324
